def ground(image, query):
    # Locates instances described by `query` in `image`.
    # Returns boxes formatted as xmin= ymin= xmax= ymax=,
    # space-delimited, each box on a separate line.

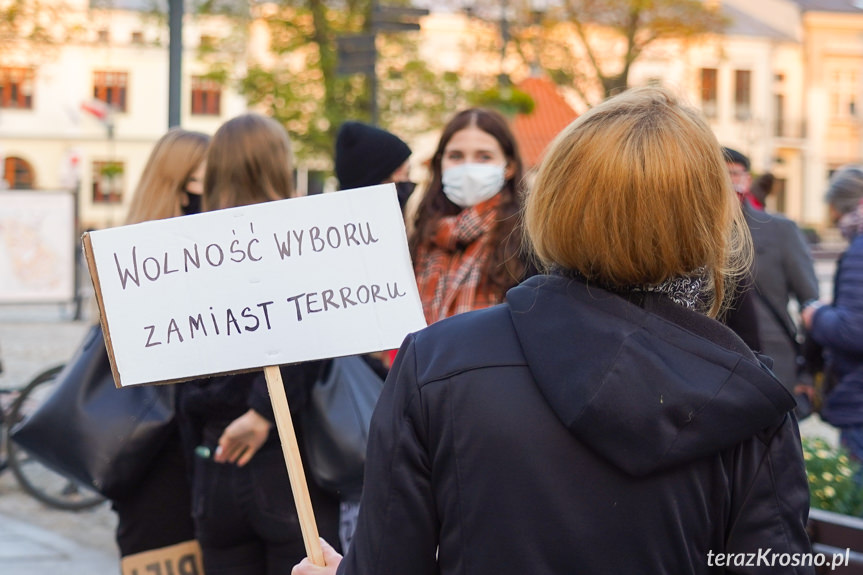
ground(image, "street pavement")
xmin=0 ymin=305 xmax=120 ymax=574
xmin=0 ymin=498 xmax=117 ymax=574
xmin=0 ymin=245 xmax=845 ymax=573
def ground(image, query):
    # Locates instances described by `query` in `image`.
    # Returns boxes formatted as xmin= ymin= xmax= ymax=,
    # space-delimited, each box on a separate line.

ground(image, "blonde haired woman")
xmin=294 ymin=87 xmax=811 ymax=574
xmin=106 ymin=128 xmax=209 ymax=561
xmin=125 ymin=128 xmax=210 ymax=224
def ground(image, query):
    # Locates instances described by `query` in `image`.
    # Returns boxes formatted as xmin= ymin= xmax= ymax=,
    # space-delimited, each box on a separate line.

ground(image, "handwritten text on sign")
xmin=85 ymin=185 xmax=426 ymax=387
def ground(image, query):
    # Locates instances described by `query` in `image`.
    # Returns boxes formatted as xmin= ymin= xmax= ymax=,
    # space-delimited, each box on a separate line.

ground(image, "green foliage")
xmin=803 ymin=436 xmax=863 ymax=517
xmin=192 ymin=0 xmax=250 ymax=18
xmin=376 ymin=33 xmax=464 ymax=133
xmin=99 ymin=162 xmax=124 ymax=179
xmin=468 ymin=85 xmax=535 ymax=117
xmin=196 ymin=1 xmax=468 ymax=162
xmin=0 ymin=0 xmax=71 ymax=50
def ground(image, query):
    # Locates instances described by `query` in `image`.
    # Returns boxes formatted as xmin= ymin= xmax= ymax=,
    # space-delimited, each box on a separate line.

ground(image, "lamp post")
xmin=498 ymin=0 xmax=510 ymax=88
xmin=168 ymin=0 xmax=183 ymax=128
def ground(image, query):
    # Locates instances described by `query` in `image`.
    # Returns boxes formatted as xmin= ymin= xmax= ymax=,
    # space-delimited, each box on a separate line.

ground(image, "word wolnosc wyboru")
xmin=113 ymin=221 xmax=379 ymax=290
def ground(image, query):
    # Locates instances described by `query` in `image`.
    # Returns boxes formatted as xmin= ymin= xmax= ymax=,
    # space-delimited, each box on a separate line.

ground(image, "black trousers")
xmin=191 ymin=443 xmax=340 ymax=575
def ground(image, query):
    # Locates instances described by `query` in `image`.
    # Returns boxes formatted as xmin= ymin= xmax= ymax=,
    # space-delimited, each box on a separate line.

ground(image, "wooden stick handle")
xmin=264 ymin=365 xmax=325 ymax=566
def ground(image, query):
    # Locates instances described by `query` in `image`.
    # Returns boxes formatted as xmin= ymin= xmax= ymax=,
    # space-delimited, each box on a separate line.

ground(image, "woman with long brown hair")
xmin=410 ymin=107 xmax=529 ymax=324
xmin=177 ymin=113 xmax=340 ymax=575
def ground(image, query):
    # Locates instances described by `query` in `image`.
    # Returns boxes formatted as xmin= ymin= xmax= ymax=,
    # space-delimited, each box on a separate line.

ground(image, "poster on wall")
xmin=0 ymin=190 xmax=76 ymax=303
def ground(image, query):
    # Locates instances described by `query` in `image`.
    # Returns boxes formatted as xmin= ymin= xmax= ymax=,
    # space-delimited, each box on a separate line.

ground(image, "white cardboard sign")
xmin=84 ymin=184 xmax=426 ymax=387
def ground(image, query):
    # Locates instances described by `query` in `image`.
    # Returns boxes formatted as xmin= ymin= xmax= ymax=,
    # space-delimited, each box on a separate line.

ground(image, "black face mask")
xmin=182 ymin=193 xmax=202 ymax=216
xmin=394 ymin=181 xmax=416 ymax=212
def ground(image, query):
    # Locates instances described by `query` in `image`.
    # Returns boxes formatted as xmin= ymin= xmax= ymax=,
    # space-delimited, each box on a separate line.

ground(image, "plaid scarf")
xmin=839 ymin=199 xmax=863 ymax=241
xmin=415 ymin=195 xmax=503 ymax=324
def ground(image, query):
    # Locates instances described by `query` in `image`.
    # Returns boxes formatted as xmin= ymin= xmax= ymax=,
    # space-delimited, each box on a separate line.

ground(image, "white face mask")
xmin=441 ymin=163 xmax=506 ymax=208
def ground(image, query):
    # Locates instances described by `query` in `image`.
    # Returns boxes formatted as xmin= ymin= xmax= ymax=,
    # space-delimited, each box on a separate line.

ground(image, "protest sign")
xmin=84 ymin=183 xmax=426 ymax=565
xmin=84 ymin=184 xmax=426 ymax=387
xmin=121 ymin=539 xmax=203 ymax=575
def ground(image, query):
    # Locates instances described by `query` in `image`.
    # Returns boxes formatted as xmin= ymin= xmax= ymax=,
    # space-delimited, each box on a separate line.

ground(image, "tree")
xmin=202 ymin=0 xmax=464 ymax=162
xmin=567 ymin=0 xmax=726 ymax=99
xmin=471 ymin=0 xmax=727 ymax=105
xmin=0 ymin=0 xmax=78 ymax=57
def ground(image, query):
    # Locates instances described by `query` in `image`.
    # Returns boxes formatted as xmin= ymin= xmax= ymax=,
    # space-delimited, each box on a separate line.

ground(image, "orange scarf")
xmin=414 ymin=196 xmax=503 ymax=324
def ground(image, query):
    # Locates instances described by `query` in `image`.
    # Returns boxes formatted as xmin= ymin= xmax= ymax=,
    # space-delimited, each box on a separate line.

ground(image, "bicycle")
xmin=0 ymin=363 xmax=106 ymax=511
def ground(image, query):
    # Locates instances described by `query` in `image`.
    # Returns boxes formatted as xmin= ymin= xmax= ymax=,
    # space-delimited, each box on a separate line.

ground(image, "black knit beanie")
xmin=335 ymin=121 xmax=411 ymax=190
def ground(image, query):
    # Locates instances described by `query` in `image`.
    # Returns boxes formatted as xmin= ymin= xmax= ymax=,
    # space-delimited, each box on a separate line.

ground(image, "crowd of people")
xmin=78 ymin=83 xmax=863 ymax=574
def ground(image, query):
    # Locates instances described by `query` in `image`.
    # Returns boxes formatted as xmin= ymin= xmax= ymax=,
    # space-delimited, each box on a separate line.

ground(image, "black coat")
xmin=340 ymin=275 xmax=812 ymax=575
xmin=744 ymin=203 xmax=819 ymax=390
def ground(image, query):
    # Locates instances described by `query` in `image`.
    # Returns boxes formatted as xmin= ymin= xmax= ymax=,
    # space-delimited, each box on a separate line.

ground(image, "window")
xmin=92 ymin=161 xmax=124 ymax=204
xmin=97 ymin=29 xmax=109 ymax=43
xmin=93 ymin=71 xmax=128 ymax=112
xmin=191 ymin=76 xmax=221 ymax=116
xmin=3 ymin=157 xmax=35 ymax=189
xmin=734 ymin=70 xmax=751 ymax=121
xmin=700 ymin=68 xmax=718 ymax=118
xmin=200 ymin=35 xmax=216 ymax=50
xmin=829 ymin=68 xmax=859 ymax=120
xmin=0 ymin=67 xmax=35 ymax=109
xmin=131 ymin=31 xmax=144 ymax=44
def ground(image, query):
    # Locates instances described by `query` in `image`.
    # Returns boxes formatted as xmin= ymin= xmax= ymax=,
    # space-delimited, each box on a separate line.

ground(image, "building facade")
xmin=629 ymin=0 xmax=863 ymax=228
xmin=5 ymin=0 xmax=863 ymax=231
xmin=0 ymin=0 xmax=246 ymax=230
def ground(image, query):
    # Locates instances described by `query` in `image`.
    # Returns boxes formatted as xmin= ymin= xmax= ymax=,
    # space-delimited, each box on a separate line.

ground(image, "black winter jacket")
xmin=340 ymin=275 xmax=812 ymax=575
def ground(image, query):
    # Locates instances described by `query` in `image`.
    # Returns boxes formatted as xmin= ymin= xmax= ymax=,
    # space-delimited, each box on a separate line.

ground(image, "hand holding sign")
xmin=84 ymin=184 xmax=426 ymax=566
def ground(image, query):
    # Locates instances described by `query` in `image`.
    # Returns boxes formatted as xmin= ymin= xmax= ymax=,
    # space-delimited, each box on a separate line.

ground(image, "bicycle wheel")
xmin=6 ymin=364 xmax=106 ymax=511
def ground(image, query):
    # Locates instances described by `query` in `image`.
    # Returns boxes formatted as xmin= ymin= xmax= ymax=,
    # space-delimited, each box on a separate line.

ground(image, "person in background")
xmin=409 ymin=107 xmax=532 ymax=325
xmin=334 ymin=121 xmax=414 ymax=212
xmin=177 ymin=113 xmax=340 ymax=575
xmin=293 ymin=86 xmax=811 ymax=575
xmin=723 ymin=148 xmax=819 ymax=403
xmin=724 ymin=148 xmax=760 ymax=210
xmin=331 ymin=120 xmax=408 ymax=551
xmin=803 ymin=165 xmax=863 ymax=467
xmin=113 ymin=128 xmax=209 ymax=562
xmin=124 ymin=130 xmax=208 ymax=224
xmin=750 ymin=171 xmax=774 ymax=211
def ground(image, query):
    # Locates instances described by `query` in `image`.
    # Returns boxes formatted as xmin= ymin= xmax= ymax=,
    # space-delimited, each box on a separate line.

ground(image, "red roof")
xmin=512 ymin=76 xmax=579 ymax=168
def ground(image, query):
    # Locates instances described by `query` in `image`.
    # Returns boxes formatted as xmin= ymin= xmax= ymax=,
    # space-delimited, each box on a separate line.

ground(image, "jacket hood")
xmin=507 ymin=275 xmax=795 ymax=477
